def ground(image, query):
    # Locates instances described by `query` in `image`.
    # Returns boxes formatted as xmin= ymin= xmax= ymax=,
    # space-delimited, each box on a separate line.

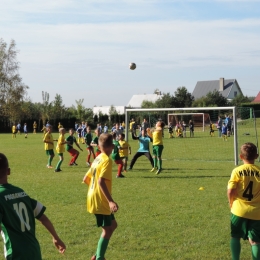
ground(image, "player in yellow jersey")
xmin=12 ymin=124 xmax=16 ymax=139
xmin=148 ymin=121 xmax=164 ymax=175
xmin=119 ymin=133 xmax=131 ymax=172
xmin=43 ymin=126 xmax=57 ymax=169
xmin=33 ymin=121 xmax=37 ymax=134
xmin=82 ymin=133 xmax=118 ymax=260
xmin=227 ymin=142 xmax=260 ymax=260
xmin=209 ymin=121 xmax=215 ymax=137
xmin=55 ymin=128 xmax=67 ymax=172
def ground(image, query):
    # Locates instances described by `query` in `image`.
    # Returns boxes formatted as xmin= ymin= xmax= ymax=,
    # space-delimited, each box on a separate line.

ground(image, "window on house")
xmin=234 ymin=91 xmax=237 ymax=97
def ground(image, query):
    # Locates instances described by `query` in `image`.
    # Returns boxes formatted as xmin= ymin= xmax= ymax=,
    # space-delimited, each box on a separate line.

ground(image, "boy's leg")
xmin=96 ymin=220 xmax=117 ymax=260
xmin=115 ymin=160 xmax=123 ymax=176
xmin=230 ymin=237 xmax=241 ymax=260
xmin=251 ymin=243 xmax=260 ymax=260
xmin=144 ymin=152 xmax=154 ymax=167
xmin=56 ymin=154 xmax=63 ymax=170
xmin=129 ymin=152 xmax=142 ymax=169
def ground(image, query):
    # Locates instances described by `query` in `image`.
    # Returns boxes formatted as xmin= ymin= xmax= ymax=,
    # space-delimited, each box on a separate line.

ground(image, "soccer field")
xmin=0 ymin=128 xmax=259 ymax=260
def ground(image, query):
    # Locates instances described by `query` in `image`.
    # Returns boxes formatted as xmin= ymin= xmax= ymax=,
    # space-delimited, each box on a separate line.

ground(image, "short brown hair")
xmin=240 ymin=143 xmax=258 ymax=161
xmin=0 ymin=153 xmax=9 ymax=177
xmin=99 ymin=133 xmax=113 ymax=148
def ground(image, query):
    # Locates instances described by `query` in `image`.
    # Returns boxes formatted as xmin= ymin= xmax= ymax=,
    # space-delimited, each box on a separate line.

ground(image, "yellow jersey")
xmin=228 ymin=164 xmax=260 ymax=220
xmin=12 ymin=126 xmax=16 ymax=133
xmin=152 ymin=128 xmax=163 ymax=145
xmin=119 ymin=140 xmax=130 ymax=157
xmin=43 ymin=132 xmax=54 ymax=150
xmin=86 ymin=153 xmax=112 ymax=215
xmin=56 ymin=134 xmax=65 ymax=153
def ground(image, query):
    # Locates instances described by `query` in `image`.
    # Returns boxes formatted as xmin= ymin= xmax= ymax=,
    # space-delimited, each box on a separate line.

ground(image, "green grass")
xmin=0 ymin=126 xmax=259 ymax=260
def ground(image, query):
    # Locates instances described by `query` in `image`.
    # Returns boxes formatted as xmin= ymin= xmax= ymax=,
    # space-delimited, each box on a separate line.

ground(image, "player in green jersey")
xmin=227 ymin=143 xmax=260 ymax=260
xmin=0 ymin=153 xmax=66 ymax=259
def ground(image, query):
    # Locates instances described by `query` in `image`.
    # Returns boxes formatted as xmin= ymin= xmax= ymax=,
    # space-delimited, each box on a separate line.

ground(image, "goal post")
xmin=125 ymin=106 xmax=239 ymax=165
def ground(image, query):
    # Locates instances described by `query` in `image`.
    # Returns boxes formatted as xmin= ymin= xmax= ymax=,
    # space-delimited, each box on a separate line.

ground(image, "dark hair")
xmin=0 ymin=153 xmax=9 ymax=177
xmin=241 ymin=143 xmax=258 ymax=161
xmin=120 ymin=133 xmax=125 ymax=138
xmin=112 ymin=132 xmax=117 ymax=139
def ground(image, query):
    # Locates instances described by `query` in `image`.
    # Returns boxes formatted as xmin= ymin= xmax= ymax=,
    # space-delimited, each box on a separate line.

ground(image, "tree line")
xmin=0 ymin=38 xmax=253 ymax=132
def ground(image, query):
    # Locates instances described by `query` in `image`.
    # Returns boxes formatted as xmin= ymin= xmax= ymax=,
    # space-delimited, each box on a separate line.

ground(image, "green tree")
xmin=0 ymin=39 xmax=28 ymax=120
xmin=174 ymin=87 xmax=194 ymax=108
xmin=156 ymin=93 xmax=175 ymax=108
xmin=230 ymin=94 xmax=252 ymax=107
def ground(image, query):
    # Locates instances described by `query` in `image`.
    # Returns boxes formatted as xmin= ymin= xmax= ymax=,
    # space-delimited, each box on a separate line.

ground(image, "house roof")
xmin=192 ymin=79 xmax=237 ymax=100
xmin=127 ymin=94 xmax=163 ymax=107
xmin=252 ymin=92 xmax=260 ymax=103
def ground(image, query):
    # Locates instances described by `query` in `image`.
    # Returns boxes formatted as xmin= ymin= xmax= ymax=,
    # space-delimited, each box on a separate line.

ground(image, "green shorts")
xmin=152 ymin=145 xmax=164 ymax=157
xmin=231 ymin=214 xmax=260 ymax=242
xmin=57 ymin=153 xmax=63 ymax=156
xmin=46 ymin=149 xmax=54 ymax=156
xmin=120 ymin=156 xmax=128 ymax=161
xmin=95 ymin=214 xmax=115 ymax=227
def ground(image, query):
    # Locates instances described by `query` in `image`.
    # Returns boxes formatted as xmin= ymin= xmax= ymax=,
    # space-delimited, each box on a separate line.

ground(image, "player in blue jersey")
xmin=128 ymin=129 xmax=153 ymax=170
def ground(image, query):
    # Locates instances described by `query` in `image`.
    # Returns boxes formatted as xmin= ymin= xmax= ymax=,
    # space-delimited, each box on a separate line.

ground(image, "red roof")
xmin=252 ymin=92 xmax=260 ymax=103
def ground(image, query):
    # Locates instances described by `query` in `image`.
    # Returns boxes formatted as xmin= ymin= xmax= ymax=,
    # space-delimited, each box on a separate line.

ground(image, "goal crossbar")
xmin=125 ymin=106 xmax=238 ymax=165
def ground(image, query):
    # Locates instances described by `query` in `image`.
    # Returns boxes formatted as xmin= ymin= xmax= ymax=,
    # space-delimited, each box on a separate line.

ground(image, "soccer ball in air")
xmin=129 ymin=63 xmax=136 ymax=70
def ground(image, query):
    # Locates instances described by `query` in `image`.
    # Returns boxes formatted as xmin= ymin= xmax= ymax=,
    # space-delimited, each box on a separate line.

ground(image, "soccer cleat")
xmin=150 ymin=167 xmax=156 ymax=172
xmin=46 ymin=165 xmax=53 ymax=169
xmin=128 ymin=167 xmax=132 ymax=171
xmin=54 ymin=169 xmax=61 ymax=172
xmin=86 ymin=162 xmax=90 ymax=166
xmin=73 ymin=162 xmax=78 ymax=166
xmin=116 ymin=174 xmax=125 ymax=178
xmin=123 ymin=170 xmax=127 ymax=173
xmin=156 ymin=169 xmax=162 ymax=175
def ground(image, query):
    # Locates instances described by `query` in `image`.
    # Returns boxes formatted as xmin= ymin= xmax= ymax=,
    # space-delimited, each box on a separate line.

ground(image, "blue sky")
xmin=1 ymin=0 xmax=260 ymax=108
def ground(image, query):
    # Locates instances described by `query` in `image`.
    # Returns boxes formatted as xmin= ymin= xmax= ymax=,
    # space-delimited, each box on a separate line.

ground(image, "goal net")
xmin=125 ymin=107 xmax=259 ymax=165
xmin=167 ymin=113 xmax=210 ymax=132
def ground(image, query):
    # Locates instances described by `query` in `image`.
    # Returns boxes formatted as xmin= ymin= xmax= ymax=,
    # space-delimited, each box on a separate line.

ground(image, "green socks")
xmin=158 ymin=159 xmax=162 ymax=169
xmin=96 ymin=237 xmax=109 ymax=260
xmin=48 ymin=157 xmax=53 ymax=166
xmin=56 ymin=159 xmax=63 ymax=170
xmin=153 ymin=158 xmax=157 ymax=168
xmin=230 ymin=238 xmax=241 ymax=260
xmin=252 ymin=244 xmax=260 ymax=260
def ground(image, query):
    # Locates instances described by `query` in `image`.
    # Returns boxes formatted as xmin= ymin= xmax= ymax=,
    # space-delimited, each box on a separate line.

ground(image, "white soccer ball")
xmin=129 ymin=63 xmax=136 ymax=70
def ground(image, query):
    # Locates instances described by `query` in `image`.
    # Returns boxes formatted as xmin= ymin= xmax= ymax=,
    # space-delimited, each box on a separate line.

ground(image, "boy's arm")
xmin=75 ymin=139 xmax=83 ymax=151
xmin=98 ymin=177 xmax=118 ymax=213
xmin=227 ymin=188 xmax=237 ymax=208
xmin=38 ymin=214 xmax=66 ymax=254
xmin=131 ymin=132 xmax=139 ymax=140
xmin=129 ymin=146 xmax=131 ymax=154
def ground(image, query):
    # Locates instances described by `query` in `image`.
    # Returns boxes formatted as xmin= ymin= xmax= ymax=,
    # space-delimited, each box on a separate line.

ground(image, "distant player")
xmin=168 ymin=123 xmax=173 ymax=138
xmin=85 ymin=126 xmax=95 ymax=166
xmin=24 ymin=123 xmax=28 ymax=138
xmin=82 ymin=133 xmax=118 ymax=260
xmin=55 ymin=128 xmax=67 ymax=172
xmin=222 ymin=122 xmax=228 ymax=141
xmin=112 ymin=132 xmax=124 ymax=178
xmin=91 ymin=129 xmax=101 ymax=157
xmin=227 ymin=143 xmax=260 ymax=260
xmin=0 ymin=153 xmax=66 ymax=259
xmin=119 ymin=133 xmax=131 ymax=172
xmin=16 ymin=122 xmax=21 ymax=135
xmin=209 ymin=121 xmax=215 ymax=137
xmin=12 ymin=124 xmax=16 ymax=139
xmin=43 ymin=125 xmax=57 ymax=169
xmin=189 ymin=120 xmax=194 ymax=138
xmin=33 ymin=121 xmax=37 ymax=134
xmin=76 ymin=124 xmax=82 ymax=144
xmin=66 ymin=129 xmax=83 ymax=166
